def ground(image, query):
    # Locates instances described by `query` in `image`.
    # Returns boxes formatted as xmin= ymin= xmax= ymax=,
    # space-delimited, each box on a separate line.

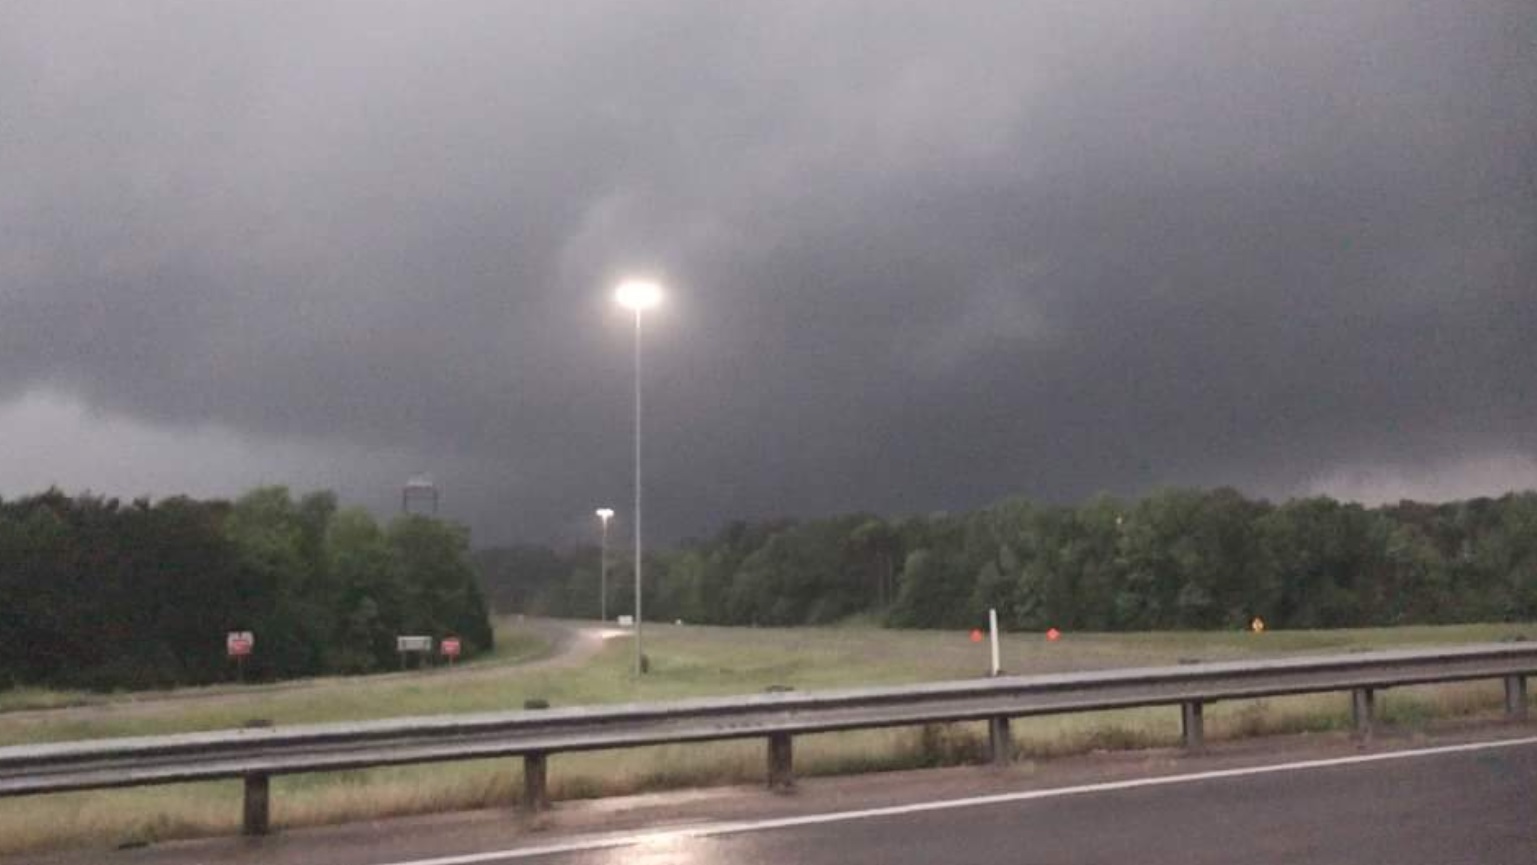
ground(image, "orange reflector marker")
xmin=1046 ymin=627 xmax=1061 ymax=642
xmin=970 ymin=629 xmax=984 ymax=643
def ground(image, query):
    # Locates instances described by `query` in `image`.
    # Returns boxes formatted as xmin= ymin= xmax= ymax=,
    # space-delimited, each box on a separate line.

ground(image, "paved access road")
xmin=402 ymin=738 xmax=1537 ymax=865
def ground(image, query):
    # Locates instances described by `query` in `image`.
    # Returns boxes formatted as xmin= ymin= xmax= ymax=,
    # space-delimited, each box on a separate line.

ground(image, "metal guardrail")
xmin=1 ymin=643 xmax=1532 ymax=835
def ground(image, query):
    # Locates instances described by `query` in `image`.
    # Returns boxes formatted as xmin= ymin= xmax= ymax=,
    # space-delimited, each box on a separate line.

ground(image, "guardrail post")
xmin=767 ymin=732 xmax=794 ymax=791
xmin=523 ymin=752 xmax=549 ymax=812
xmin=1180 ymin=701 xmax=1204 ymax=750
xmin=1505 ymin=675 xmax=1528 ymax=721
xmin=1351 ymin=688 xmax=1375 ymax=738
xmin=988 ymin=716 xmax=1012 ymax=766
xmin=242 ymin=773 xmax=270 ymax=836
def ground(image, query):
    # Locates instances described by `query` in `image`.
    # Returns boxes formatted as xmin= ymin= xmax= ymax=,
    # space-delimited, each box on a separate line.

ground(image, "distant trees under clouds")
xmin=485 ymin=489 xmax=1537 ymax=633
xmin=4 ymin=485 xmax=1533 ymax=693
xmin=0 ymin=487 xmax=492 ymax=691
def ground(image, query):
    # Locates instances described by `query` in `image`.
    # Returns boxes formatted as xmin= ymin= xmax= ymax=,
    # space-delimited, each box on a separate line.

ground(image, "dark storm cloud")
xmin=1 ymin=1 xmax=1533 ymax=543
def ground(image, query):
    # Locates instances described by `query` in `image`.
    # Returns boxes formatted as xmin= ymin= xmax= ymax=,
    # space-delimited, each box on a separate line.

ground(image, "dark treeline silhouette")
xmin=0 ymin=487 xmax=492 ymax=691
xmin=477 ymin=489 xmax=1537 ymax=631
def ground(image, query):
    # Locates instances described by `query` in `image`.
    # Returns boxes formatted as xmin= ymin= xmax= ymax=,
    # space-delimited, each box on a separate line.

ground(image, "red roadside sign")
xmin=227 ymin=631 xmax=254 ymax=657
xmin=441 ymin=637 xmax=462 ymax=658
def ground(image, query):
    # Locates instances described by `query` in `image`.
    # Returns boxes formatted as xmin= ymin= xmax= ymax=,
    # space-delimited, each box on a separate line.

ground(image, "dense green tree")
xmin=326 ymin=508 xmax=403 ymax=672
xmin=848 ymin=518 xmax=902 ymax=609
xmin=473 ymin=488 xmax=1537 ymax=637
xmin=0 ymin=487 xmax=494 ymax=691
xmin=888 ymin=548 xmax=971 ymax=628
xmin=1257 ymin=498 xmax=1376 ymax=628
xmin=388 ymin=515 xmax=494 ymax=654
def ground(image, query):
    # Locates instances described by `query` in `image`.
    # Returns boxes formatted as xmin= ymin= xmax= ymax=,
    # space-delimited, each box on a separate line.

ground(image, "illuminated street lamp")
xmin=595 ymin=508 xmax=614 ymax=622
xmin=616 ymin=279 xmax=662 ymax=676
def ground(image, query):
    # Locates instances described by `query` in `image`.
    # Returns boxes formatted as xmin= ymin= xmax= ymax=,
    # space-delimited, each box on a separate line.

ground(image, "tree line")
xmin=476 ymin=489 xmax=1537 ymax=632
xmin=0 ymin=487 xmax=492 ymax=691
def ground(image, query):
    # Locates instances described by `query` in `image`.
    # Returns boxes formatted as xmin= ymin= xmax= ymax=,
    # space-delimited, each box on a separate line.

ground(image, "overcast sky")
xmin=2 ymin=1 xmax=1533 ymax=545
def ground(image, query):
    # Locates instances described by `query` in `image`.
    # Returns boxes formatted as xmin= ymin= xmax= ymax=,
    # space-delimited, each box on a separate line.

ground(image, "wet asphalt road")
xmin=19 ymin=735 xmax=1537 ymax=865
xmin=535 ymin=742 xmax=1537 ymax=865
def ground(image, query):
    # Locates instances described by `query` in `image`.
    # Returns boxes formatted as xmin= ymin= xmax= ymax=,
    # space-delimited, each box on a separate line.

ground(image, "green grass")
xmin=0 ymin=618 xmax=552 ymax=734
xmin=0 ymin=619 xmax=1531 ymax=857
xmin=482 ymin=623 xmax=553 ymax=665
xmin=0 ymin=686 xmax=110 ymax=714
xmin=5 ymin=619 xmax=1527 ymax=745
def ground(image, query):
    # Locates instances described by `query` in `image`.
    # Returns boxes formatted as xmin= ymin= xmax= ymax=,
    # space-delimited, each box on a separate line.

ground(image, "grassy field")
xmin=0 ymin=619 xmax=1532 ymax=856
xmin=0 ymin=624 xmax=551 ymax=718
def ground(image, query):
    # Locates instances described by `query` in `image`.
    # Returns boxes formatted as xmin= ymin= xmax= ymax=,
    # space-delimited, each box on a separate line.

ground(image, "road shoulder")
xmin=16 ymin=718 xmax=1534 ymax=865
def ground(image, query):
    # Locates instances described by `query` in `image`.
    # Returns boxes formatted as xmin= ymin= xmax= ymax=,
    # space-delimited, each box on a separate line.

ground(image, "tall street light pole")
xmin=616 ymin=279 xmax=661 ymax=677
xmin=595 ymin=508 xmax=613 ymax=621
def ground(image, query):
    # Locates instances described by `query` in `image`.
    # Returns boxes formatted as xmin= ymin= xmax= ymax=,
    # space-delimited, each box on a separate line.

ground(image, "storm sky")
xmin=2 ymin=1 xmax=1533 ymax=545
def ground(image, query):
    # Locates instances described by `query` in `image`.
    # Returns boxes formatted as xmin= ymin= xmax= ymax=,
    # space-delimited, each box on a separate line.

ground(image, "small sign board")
xmin=617 ymin=615 xmax=635 ymax=627
xmin=396 ymin=635 xmax=433 ymax=653
xmin=441 ymin=637 xmax=462 ymax=658
xmin=227 ymin=631 xmax=254 ymax=657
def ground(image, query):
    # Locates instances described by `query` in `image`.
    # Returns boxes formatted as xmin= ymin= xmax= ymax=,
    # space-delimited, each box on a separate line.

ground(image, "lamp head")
xmin=615 ymin=280 xmax=663 ymax=311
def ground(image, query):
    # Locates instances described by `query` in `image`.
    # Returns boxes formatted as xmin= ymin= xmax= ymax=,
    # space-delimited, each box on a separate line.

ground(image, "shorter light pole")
xmin=595 ymin=508 xmax=614 ymax=622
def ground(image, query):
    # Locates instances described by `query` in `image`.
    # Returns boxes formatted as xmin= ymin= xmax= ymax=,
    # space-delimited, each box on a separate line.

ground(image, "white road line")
xmin=375 ymin=735 xmax=1537 ymax=865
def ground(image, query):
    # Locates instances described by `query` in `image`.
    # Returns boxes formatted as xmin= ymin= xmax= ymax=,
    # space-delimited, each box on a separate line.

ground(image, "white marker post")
xmin=988 ymin=608 xmax=1001 ymax=677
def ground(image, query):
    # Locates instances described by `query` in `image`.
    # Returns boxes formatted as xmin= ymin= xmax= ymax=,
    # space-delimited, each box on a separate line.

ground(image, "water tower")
xmin=401 ymin=473 xmax=439 ymax=516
